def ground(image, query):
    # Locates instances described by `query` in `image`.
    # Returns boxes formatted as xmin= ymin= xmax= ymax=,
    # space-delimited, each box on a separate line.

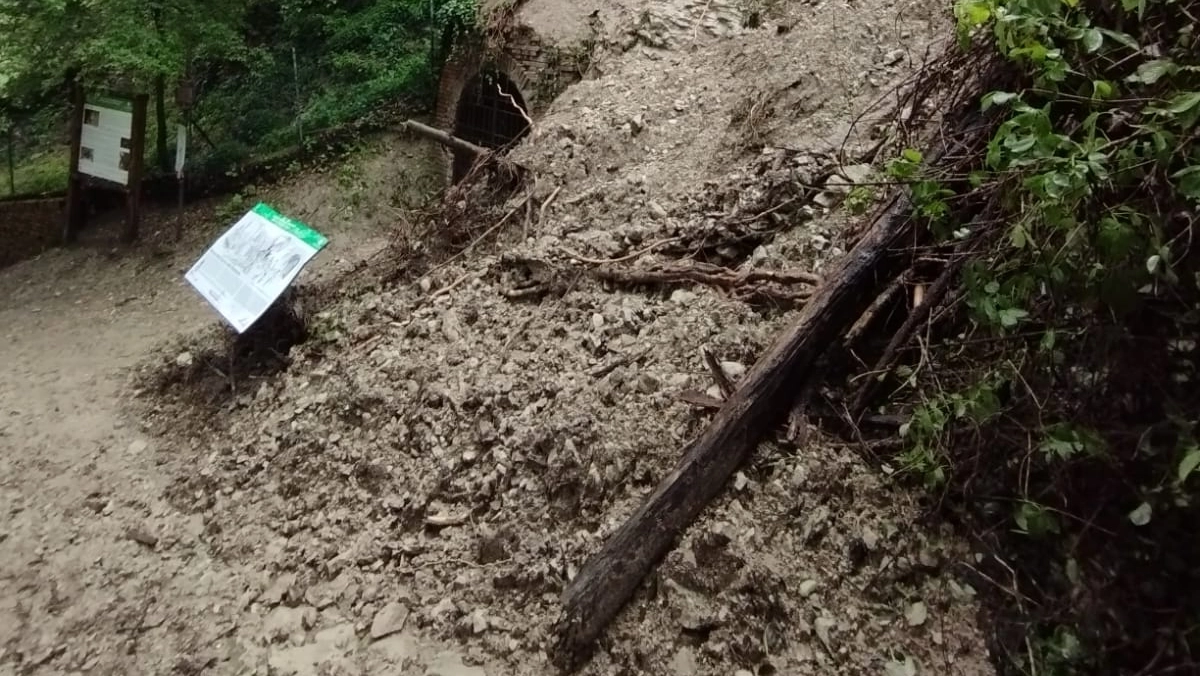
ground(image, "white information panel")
xmin=79 ymin=95 xmax=134 ymax=185
xmin=185 ymin=203 xmax=328 ymax=333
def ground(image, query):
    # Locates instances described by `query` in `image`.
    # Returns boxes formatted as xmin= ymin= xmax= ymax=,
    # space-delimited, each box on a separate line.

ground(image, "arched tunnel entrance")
xmin=451 ymin=69 xmax=532 ymax=182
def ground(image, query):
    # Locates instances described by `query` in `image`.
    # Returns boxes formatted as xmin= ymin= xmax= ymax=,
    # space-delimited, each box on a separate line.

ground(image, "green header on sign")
xmin=252 ymin=203 xmax=328 ymax=250
xmin=88 ymin=95 xmax=134 ymax=113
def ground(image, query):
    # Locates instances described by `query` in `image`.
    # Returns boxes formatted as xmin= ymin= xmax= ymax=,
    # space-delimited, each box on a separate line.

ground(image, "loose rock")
xmin=371 ymin=601 xmax=410 ymax=640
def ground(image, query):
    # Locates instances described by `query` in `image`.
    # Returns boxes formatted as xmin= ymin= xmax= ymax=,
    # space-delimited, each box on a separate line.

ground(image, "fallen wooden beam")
xmin=402 ymin=120 xmax=488 ymax=157
xmin=548 ymin=192 xmax=919 ymax=671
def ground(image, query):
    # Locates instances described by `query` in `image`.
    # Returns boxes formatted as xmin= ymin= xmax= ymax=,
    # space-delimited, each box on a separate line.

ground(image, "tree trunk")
xmin=6 ymin=124 xmax=15 ymax=196
xmin=549 ymin=191 xmax=920 ymax=672
xmin=155 ymin=74 xmax=170 ymax=174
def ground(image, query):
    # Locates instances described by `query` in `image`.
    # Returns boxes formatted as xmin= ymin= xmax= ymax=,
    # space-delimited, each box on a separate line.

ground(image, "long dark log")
xmin=402 ymin=120 xmax=487 ymax=157
xmin=549 ymin=191 xmax=918 ymax=671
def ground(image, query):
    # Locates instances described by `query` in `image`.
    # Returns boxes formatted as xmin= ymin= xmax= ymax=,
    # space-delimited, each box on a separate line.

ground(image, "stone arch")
xmin=435 ymin=52 xmax=535 ymax=182
xmin=450 ymin=69 xmax=532 ymax=180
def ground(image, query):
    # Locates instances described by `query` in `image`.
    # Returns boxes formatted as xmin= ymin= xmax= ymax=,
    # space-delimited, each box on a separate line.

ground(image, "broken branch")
xmin=549 ymin=191 xmax=919 ymax=671
xmin=402 ymin=119 xmax=488 ymax=157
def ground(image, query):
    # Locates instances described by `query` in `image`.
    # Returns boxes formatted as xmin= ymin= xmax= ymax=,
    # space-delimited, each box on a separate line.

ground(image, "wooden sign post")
xmin=64 ymin=85 xmax=149 ymax=244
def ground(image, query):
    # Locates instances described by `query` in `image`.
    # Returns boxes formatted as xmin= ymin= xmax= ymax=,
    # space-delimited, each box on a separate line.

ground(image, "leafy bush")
xmin=887 ymin=0 xmax=1200 ymax=671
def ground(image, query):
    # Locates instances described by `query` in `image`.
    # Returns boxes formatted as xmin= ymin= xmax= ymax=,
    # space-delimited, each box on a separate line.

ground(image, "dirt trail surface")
xmin=0 ymin=138 xmax=462 ymax=675
xmin=4 ymin=3 xmax=999 ymax=676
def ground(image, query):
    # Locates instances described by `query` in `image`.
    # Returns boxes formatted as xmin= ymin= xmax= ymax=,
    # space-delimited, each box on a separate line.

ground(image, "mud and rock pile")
xmin=137 ymin=0 xmax=1000 ymax=674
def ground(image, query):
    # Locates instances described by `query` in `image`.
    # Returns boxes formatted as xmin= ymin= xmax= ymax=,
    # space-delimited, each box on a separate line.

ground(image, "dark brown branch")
xmin=848 ymin=236 xmax=979 ymax=418
xmin=549 ymin=191 xmax=919 ymax=671
xmin=844 ymin=269 xmax=911 ymax=347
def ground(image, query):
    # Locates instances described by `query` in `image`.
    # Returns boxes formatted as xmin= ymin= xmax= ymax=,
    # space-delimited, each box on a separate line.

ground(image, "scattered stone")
xmin=813 ymin=191 xmax=838 ymax=209
xmin=175 ymin=352 xmax=194 ymax=368
xmin=630 ymin=114 xmax=646 ymax=136
xmin=918 ymin=547 xmax=940 ymax=568
xmin=261 ymin=573 xmax=297 ymax=606
xmin=470 ymin=608 xmax=489 ymax=634
xmin=733 ymin=472 xmax=749 ymax=492
xmin=801 ymin=505 xmax=831 ymax=543
xmin=719 ymin=361 xmax=746 ymax=380
xmin=814 ymin=615 xmax=836 ymax=652
xmin=885 ymin=656 xmax=919 ymax=676
xmin=839 ymin=163 xmax=873 ymax=185
xmin=905 ymin=601 xmax=929 ymax=627
xmin=861 ymin=525 xmax=881 ymax=550
xmin=442 ymin=311 xmax=465 ymax=342
xmin=124 ymin=527 xmax=158 ymax=548
xmin=648 ymin=201 xmax=669 ymax=219
xmin=637 ymin=373 xmax=661 ymax=394
xmin=671 ymin=647 xmax=697 ymax=676
xmin=667 ymin=581 xmax=722 ymax=632
xmin=425 ymin=512 xmax=468 ymax=528
xmin=799 ymin=579 xmax=819 ymax=598
xmin=127 ymin=439 xmax=149 ymax=455
xmin=670 ymin=289 xmax=697 ymax=304
xmin=430 ymin=597 xmax=458 ymax=620
xmin=371 ymin=601 xmax=410 ymax=640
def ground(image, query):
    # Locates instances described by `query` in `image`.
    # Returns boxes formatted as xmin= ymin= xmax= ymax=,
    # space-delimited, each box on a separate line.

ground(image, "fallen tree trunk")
xmin=402 ymin=120 xmax=487 ymax=157
xmin=549 ymin=191 xmax=920 ymax=671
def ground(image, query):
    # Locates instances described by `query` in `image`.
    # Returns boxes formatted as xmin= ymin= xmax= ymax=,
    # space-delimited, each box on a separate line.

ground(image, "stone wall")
xmin=0 ymin=197 xmax=65 ymax=269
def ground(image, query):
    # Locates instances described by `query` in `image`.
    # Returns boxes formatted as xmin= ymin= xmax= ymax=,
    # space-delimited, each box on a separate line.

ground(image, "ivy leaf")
xmin=1005 ymin=135 xmax=1037 ymax=154
xmin=1147 ymin=254 xmax=1162 ymax=274
xmin=981 ymin=91 xmax=1017 ymax=110
xmin=1010 ymin=223 xmax=1028 ymax=249
xmin=957 ymin=0 xmax=992 ymax=25
xmin=1081 ymin=28 xmax=1103 ymax=53
xmin=1167 ymin=91 xmax=1200 ymax=115
xmin=1171 ymin=165 xmax=1200 ymax=200
xmin=1099 ymin=28 xmax=1139 ymax=50
xmin=1092 ymin=80 xmax=1114 ymax=99
xmin=1178 ymin=445 xmax=1200 ymax=483
xmin=998 ymin=307 xmax=1028 ymax=327
xmin=1126 ymin=59 xmax=1178 ymax=85
xmin=1120 ymin=0 xmax=1147 ymax=19
xmin=1014 ymin=502 xmax=1060 ymax=537
xmin=1128 ymin=502 xmax=1152 ymax=527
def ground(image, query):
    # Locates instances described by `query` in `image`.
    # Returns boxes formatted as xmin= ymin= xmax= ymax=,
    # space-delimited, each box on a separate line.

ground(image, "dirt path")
xmin=0 ymin=214 xmax=252 ymax=674
xmin=0 ymin=192 xmax=478 ymax=675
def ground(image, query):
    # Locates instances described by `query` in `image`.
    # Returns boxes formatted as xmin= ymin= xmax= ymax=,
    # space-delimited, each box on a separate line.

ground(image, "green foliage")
xmin=843 ymin=185 xmax=876 ymax=215
xmin=215 ymin=189 xmax=254 ymax=223
xmin=899 ymin=375 xmax=1005 ymax=487
xmin=901 ymin=0 xmax=1200 ymax=495
xmin=0 ymin=149 xmax=68 ymax=197
xmin=893 ymin=0 xmax=1200 ymax=670
xmin=1 ymin=0 xmax=477 ymax=181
